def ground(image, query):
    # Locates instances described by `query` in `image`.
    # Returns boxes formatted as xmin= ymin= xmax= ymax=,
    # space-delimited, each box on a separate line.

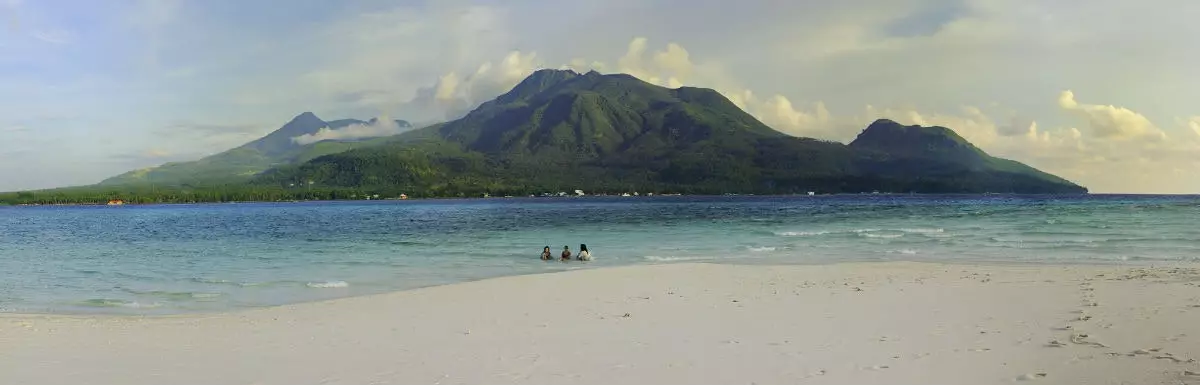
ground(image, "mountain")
xmin=100 ymin=113 xmax=412 ymax=186
xmin=849 ymin=119 xmax=1081 ymax=191
xmin=255 ymin=69 xmax=1085 ymax=195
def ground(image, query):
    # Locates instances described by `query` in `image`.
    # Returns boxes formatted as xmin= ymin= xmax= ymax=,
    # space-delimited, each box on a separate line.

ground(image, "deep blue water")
xmin=1 ymin=195 xmax=1197 ymax=314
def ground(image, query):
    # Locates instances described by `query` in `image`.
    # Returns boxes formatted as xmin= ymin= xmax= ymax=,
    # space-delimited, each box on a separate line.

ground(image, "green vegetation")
xmin=2 ymin=69 xmax=1086 ymax=205
xmin=98 ymin=114 xmax=411 ymax=186
xmin=255 ymin=70 xmax=1086 ymax=196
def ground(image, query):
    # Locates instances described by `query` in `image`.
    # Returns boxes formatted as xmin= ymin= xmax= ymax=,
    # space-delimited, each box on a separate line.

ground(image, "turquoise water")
xmin=1 ymin=195 xmax=1197 ymax=314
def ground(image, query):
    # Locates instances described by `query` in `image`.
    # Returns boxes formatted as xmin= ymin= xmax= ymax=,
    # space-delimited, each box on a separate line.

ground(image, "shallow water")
xmin=1 ymin=195 xmax=1197 ymax=314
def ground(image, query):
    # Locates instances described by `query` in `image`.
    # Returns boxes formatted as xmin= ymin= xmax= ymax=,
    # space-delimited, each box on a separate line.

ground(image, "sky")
xmin=1 ymin=0 xmax=1198 ymax=193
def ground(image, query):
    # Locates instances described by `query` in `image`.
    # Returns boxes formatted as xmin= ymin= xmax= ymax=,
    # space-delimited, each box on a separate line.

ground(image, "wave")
xmin=887 ymin=249 xmax=919 ymax=255
xmin=777 ymin=228 xmax=944 ymax=238
xmin=306 ymin=280 xmax=349 ymax=288
xmin=860 ymin=232 xmax=903 ymax=239
xmin=776 ymin=231 xmax=831 ymax=237
xmin=747 ymin=246 xmax=777 ymax=252
xmin=78 ymin=298 xmax=162 ymax=308
xmin=190 ymin=277 xmax=233 ymax=285
xmin=897 ymin=228 xmax=944 ymax=234
xmin=120 ymin=289 xmax=224 ymax=300
xmin=642 ymin=256 xmax=712 ymax=262
xmin=190 ymin=277 xmax=269 ymax=287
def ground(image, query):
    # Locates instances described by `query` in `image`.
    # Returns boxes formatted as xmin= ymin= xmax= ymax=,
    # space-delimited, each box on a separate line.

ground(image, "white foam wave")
xmin=898 ymin=228 xmax=944 ymax=234
xmin=776 ymin=231 xmax=831 ymax=237
xmin=861 ymin=233 xmax=903 ymax=239
xmin=306 ymin=281 xmax=349 ymax=288
xmin=888 ymin=249 xmax=919 ymax=255
xmin=747 ymin=246 xmax=777 ymax=252
xmin=642 ymin=256 xmax=711 ymax=262
xmin=81 ymin=299 xmax=163 ymax=308
xmin=192 ymin=278 xmax=232 ymax=284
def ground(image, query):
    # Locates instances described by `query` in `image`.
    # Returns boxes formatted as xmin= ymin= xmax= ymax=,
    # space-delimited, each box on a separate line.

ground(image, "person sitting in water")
xmin=540 ymin=246 xmax=553 ymax=261
xmin=560 ymin=245 xmax=573 ymax=261
xmin=577 ymin=244 xmax=592 ymax=261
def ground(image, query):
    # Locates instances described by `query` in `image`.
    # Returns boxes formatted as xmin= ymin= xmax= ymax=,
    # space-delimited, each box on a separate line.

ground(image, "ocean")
xmin=1 ymin=195 xmax=1197 ymax=315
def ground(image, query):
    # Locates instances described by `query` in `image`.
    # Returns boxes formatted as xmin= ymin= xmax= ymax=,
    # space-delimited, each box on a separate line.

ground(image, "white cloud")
xmin=284 ymin=4 xmax=517 ymax=122
xmin=291 ymin=117 xmax=410 ymax=145
xmin=1057 ymin=90 xmax=1166 ymax=140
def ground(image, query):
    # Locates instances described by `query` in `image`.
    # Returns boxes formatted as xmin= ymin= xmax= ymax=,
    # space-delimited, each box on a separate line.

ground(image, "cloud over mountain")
xmin=291 ymin=116 xmax=412 ymax=145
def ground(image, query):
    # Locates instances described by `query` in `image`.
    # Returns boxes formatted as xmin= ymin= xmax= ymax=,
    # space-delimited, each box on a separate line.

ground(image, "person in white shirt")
xmin=577 ymin=244 xmax=592 ymax=261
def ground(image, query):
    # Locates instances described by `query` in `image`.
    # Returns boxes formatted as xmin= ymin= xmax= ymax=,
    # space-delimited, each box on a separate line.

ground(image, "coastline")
xmin=2 ymin=191 xmax=1125 ymax=207
xmin=4 ymin=261 xmax=1199 ymax=385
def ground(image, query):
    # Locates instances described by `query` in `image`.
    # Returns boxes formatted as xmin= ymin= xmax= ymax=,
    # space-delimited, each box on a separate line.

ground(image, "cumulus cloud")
xmin=1057 ymin=90 xmax=1166 ymax=141
xmin=381 ymin=50 xmax=544 ymax=122
xmin=745 ymin=95 xmax=841 ymax=139
xmin=291 ymin=116 xmax=411 ymax=145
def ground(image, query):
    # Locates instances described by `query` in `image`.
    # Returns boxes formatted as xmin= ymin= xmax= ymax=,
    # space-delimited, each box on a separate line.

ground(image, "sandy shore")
xmin=3 ymin=262 xmax=1200 ymax=385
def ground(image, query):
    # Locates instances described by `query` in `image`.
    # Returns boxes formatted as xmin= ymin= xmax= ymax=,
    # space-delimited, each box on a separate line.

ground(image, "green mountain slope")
xmin=849 ymin=119 xmax=1081 ymax=192
xmin=100 ymin=113 xmax=411 ymax=186
xmin=256 ymin=70 xmax=1086 ymax=195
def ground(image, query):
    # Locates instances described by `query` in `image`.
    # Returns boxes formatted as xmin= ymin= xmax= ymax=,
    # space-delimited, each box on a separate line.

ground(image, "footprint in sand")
xmin=1015 ymin=373 xmax=1048 ymax=381
xmin=1070 ymin=333 xmax=1107 ymax=348
xmin=1153 ymin=354 xmax=1194 ymax=364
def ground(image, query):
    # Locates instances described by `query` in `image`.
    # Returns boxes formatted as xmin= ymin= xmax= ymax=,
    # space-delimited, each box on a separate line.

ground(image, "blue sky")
xmin=2 ymin=0 xmax=1199 ymax=193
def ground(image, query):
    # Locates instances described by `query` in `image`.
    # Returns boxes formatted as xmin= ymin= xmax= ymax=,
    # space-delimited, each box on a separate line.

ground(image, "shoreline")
xmin=5 ymin=261 xmax=1199 ymax=384
xmin=5 ymin=259 xmax=1198 ymax=319
xmin=3 ymin=192 xmax=1144 ymax=207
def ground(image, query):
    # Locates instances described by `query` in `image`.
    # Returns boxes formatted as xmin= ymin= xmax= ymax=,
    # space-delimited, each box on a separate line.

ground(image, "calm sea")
xmin=1 ymin=195 xmax=1197 ymax=314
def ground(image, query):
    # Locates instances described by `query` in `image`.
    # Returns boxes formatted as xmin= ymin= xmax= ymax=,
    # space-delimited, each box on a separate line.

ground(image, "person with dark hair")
xmin=540 ymin=246 xmax=553 ymax=261
xmin=577 ymin=244 xmax=592 ymax=261
xmin=560 ymin=245 xmax=572 ymax=261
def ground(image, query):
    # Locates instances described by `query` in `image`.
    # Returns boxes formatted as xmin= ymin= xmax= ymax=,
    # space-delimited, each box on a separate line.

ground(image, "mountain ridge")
xmin=253 ymin=70 xmax=1085 ymax=195
xmin=98 ymin=113 xmax=413 ymax=186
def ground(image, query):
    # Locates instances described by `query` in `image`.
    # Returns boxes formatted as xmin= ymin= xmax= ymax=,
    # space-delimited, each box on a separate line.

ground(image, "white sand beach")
xmin=3 ymin=262 xmax=1200 ymax=385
